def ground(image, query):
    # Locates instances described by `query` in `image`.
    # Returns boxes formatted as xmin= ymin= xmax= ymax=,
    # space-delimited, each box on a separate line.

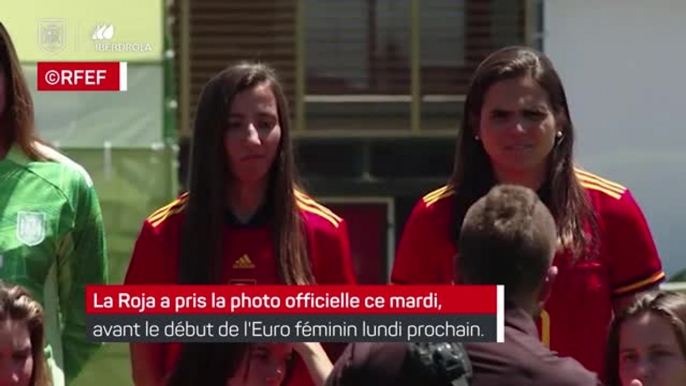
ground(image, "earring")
xmin=474 ymin=135 xmax=480 ymax=141
xmin=555 ymin=131 xmax=563 ymax=145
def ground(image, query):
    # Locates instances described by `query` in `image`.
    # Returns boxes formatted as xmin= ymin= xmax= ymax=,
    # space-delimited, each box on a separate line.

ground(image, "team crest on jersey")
xmin=16 ymin=212 xmax=47 ymax=246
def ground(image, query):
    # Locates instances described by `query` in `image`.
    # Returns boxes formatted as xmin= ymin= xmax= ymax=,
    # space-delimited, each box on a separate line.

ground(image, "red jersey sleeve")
xmin=287 ymin=193 xmax=356 ymax=386
xmin=306 ymin=215 xmax=357 ymax=285
xmin=318 ymin=219 xmax=357 ymax=284
xmin=295 ymin=191 xmax=357 ymax=285
xmin=603 ymin=189 xmax=665 ymax=298
xmin=124 ymin=201 xmax=185 ymax=385
xmin=124 ymin=219 xmax=172 ymax=285
xmin=391 ymin=186 xmax=456 ymax=285
xmin=125 ymin=196 xmax=186 ymax=285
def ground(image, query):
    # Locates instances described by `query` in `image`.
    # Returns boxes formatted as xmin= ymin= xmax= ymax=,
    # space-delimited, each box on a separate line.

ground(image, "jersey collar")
xmin=224 ymin=200 xmax=273 ymax=228
xmin=3 ymin=145 xmax=30 ymax=166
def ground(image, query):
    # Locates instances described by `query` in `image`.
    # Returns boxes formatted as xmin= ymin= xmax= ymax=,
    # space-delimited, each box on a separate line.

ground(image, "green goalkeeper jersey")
xmin=0 ymin=143 xmax=108 ymax=385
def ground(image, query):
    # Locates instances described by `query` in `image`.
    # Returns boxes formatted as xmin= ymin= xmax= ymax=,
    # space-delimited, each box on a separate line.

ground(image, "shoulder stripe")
xmin=579 ymin=180 xmax=623 ymax=200
xmin=148 ymin=201 xmax=181 ymax=222
xmin=423 ymin=185 xmax=450 ymax=202
xmin=296 ymin=201 xmax=341 ymax=228
xmin=576 ymin=169 xmax=626 ymax=190
xmin=150 ymin=204 xmax=187 ymax=228
xmin=575 ymin=169 xmax=626 ymax=192
xmin=294 ymin=190 xmax=342 ymax=222
xmin=540 ymin=309 xmax=551 ymax=347
xmin=424 ymin=187 xmax=455 ymax=207
xmin=613 ymin=271 xmax=666 ymax=297
xmin=577 ymin=174 xmax=626 ymax=194
xmin=147 ymin=193 xmax=189 ymax=223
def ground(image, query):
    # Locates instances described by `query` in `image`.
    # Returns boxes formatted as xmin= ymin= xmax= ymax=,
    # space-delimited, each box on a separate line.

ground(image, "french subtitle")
xmin=91 ymin=289 xmax=446 ymax=313
xmin=86 ymin=315 xmax=492 ymax=343
xmin=86 ymin=285 xmax=503 ymax=343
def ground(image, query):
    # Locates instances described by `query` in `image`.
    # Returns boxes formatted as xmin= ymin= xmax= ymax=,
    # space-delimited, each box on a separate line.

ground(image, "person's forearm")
xmin=297 ymin=343 xmax=334 ymax=386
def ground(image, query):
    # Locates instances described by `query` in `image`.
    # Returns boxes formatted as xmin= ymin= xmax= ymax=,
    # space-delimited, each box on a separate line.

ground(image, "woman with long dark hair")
xmin=124 ymin=62 xmax=356 ymax=385
xmin=0 ymin=22 xmax=107 ymax=385
xmin=391 ymin=46 xmax=665 ymax=379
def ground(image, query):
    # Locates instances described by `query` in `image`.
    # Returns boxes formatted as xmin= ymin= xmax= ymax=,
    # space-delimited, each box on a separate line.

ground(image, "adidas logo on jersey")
xmin=232 ymin=254 xmax=255 ymax=269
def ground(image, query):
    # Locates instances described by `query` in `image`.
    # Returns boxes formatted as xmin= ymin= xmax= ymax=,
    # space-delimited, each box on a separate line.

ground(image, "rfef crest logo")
xmin=38 ymin=19 xmax=67 ymax=55
xmin=16 ymin=211 xmax=47 ymax=247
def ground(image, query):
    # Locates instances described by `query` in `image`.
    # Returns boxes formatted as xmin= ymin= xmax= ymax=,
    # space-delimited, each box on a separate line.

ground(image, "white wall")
xmin=544 ymin=0 xmax=686 ymax=276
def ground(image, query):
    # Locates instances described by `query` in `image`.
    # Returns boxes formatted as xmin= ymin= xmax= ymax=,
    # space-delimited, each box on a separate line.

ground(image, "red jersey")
xmin=125 ymin=191 xmax=357 ymax=385
xmin=391 ymin=169 xmax=665 ymax=378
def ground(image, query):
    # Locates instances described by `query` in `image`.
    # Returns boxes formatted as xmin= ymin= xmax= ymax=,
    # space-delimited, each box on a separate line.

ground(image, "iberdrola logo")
xmin=92 ymin=24 xmax=114 ymax=40
xmin=92 ymin=23 xmax=153 ymax=52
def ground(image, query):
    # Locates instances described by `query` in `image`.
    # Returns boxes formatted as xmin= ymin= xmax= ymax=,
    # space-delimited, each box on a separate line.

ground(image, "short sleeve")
xmin=60 ymin=170 xmax=108 ymax=381
xmin=124 ymin=220 xmax=173 ymax=285
xmin=391 ymin=198 xmax=454 ymax=285
xmin=605 ymin=189 xmax=665 ymax=298
xmin=328 ymin=219 xmax=358 ymax=284
xmin=311 ymin=219 xmax=358 ymax=285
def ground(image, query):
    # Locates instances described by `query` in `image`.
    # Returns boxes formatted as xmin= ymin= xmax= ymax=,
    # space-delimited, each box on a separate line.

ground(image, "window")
xmin=302 ymin=0 xmax=529 ymax=133
xmin=305 ymin=0 xmax=411 ymax=132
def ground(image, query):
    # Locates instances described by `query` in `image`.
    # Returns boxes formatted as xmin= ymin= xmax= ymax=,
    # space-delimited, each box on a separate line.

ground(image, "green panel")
xmin=60 ymin=148 xmax=176 ymax=284
xmin=23 ymin=64 xmax=165 ymax=148
xmin=1 ymin=0 xmax=163 ymax=62
xmin=59 ymin=147 xmax=176 ymax=386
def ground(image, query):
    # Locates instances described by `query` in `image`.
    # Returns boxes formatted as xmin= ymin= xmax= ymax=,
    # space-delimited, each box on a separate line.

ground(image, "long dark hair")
xmin=0 ymin=22 xmax=46 ymax=160
xmin=450 ymin=46 xmax=598 ymax=261
xmin=179 ymin=62 xmax=313 ymax=285
xmin=605 ymin=291 xmax=686 ymax=386
xmin=0 ymin=281 xmax=51 ymax=386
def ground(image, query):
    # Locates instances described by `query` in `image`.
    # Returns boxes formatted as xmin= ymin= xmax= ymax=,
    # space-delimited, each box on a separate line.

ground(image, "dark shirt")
xmin=464 ymin=307 xmax=602 ymax=386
